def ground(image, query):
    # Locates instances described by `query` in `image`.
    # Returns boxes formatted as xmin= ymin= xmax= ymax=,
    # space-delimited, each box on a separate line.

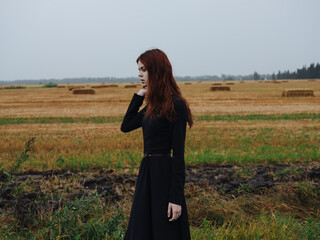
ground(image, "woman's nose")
xmin=138 ymin=72 xmax=142 ymax=77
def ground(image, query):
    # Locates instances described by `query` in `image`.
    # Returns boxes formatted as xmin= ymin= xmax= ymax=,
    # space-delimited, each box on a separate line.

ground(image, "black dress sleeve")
xmin=121 ymin=93 xmax=146 ymax=133
xmin=169 ymin=98 xmax=188 ymax=205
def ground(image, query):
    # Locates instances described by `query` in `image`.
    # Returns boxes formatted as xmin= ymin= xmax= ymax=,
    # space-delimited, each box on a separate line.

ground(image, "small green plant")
xmin=9 ymin=137 xmax=36 ymax=174
xmin=43 ymin=82 xmax=58 ymax=88
xmin=56 ymin=155 xmax=65 ymax=168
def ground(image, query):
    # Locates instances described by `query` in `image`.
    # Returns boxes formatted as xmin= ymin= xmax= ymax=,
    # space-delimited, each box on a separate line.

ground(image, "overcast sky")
xmin=1 ymin=0 xmax=320 ymax=81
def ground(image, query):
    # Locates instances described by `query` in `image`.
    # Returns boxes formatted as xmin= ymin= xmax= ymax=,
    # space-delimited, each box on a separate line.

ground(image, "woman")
xmin=121 ymin=49 xmax=193 ymax=240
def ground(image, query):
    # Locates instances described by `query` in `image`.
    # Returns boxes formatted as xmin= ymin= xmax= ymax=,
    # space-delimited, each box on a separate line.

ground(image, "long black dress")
xmin=121 ymin=93 xmax=191 ymax=240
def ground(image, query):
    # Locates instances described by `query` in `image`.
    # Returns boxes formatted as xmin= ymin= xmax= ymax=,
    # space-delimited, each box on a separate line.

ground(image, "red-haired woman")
xmin=121 ymin=49 xmax=193 ymax=240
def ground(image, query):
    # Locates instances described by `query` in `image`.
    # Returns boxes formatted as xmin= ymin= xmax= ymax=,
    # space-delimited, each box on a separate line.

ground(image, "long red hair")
xmin=137 ymin=49 xmax=193 ymax=128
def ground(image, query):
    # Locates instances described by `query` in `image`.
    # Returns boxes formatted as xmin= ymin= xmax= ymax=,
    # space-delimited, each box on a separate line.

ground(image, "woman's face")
xmin=138 ymin=60 xmax=148 ymax=88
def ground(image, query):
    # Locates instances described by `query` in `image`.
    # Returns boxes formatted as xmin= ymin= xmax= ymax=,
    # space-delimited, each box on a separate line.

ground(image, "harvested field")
xmin=72 ymin=89 xmax=95 ymax=94
xmin=210 ymin=86 xmax=230 ymax=91
xmin=226 ymin=82 xmax=235 ymax=85
xmin=124 ymin=85 xmax=137 ymax=88
xmin=282 ymin=88 xmax=314 ymax=97
xmin=91 ymin=85 xmax=105 ymax=88
xmin=57 ymin=85 xmax=66 ymax=88
xmin=212 ymin=83 xmax=222 ymax=85
xmin=0 ymin=79 xmax=320 ymax=239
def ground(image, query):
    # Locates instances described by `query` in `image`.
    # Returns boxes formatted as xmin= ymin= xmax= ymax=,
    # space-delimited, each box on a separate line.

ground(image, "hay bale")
xmin=226 ymin=82 xmax=235 ymax=85
xmin=125 ymin=85 xmax=137 ymax=88
xmin=212 ymin=83 xmax=222 ymax=85
xmin=72 ymin=89 xmax=95 ymax=95
xmin=57 ymin=85 xmax=66 ymax=88
xmin=282 ymin=88 xmax=314 ymax=97
xmin=308 ymin=79 xmax=316 ymax=82
xmin=271 ymin=80 xmax=281 ymax=84
xmin=211 ymin=86 xmax=230 ymax=91
xmin=68 ymin=85 xmax=85 ymax=91
xmin=239 ymin=81 xmax=245 ymax=83
xmin=185 ymin=82 xmax=192 ymax=85
xmin=108 ymin=84 xmax=119 ymax=87
xmin=282 ymin=81 xmax=288 ymax=83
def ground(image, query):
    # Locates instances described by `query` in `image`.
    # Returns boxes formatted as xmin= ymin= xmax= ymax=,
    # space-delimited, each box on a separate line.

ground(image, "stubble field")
xmin=1 ymin=80 xmax=320 ymax=239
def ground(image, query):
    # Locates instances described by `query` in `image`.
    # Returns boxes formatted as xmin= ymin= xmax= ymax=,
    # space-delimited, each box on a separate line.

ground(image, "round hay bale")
xmin=73 ymin=89 xmax=95 ymax=95
xmin=212 ymin=83 xmax=222 ymax=85
xmin=108 ymin=84 xmax=119 ymax=87
xmin=239 ymin=81 xmax=245 ymax=83
xmin=282 ymin=88 xmax=314 ymax=97
xmin=185 ymin=82 xmax=192 ymax=85
xmin=57 ymin=85 xmax=66 ymax=88
xmin=211 ymin=86 xmax=230 ymax=91
xmin=226 ymin=82 xmax=235 ymax=85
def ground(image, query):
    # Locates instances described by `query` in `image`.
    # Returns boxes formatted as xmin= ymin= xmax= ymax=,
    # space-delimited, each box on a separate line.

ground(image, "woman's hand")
xmin=137 ymin=88 xmax=147 ymax=96
xmin=168 ymin=202 xmax=182 ymax=221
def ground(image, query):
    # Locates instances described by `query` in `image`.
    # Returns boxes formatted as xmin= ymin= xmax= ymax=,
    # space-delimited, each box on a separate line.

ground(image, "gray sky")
xmin=1 ymin=0 xmax=320 ymax=81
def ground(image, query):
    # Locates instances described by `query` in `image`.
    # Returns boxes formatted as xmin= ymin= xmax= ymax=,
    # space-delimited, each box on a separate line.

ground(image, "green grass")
xmin=0 ymin=194 xmax=126 ymax=240
xmin=196 ymin=113 xmax=320 ymax=121
xmin=190 ymin=216 xmax=320 ymax=240
xmin=0 ymin=117 xmax=122 ymax=125
xmin=0 ymin=113 xmax=319 ymax=125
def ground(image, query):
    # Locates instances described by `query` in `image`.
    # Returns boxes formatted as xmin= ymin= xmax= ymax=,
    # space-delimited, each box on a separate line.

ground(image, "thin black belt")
xmin=144 ymin=153 xmax=171 ymax=158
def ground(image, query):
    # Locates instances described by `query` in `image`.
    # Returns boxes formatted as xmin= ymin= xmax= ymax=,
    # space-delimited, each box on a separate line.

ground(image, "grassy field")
xmin=0 ymin=80 xmax=320 ymax=239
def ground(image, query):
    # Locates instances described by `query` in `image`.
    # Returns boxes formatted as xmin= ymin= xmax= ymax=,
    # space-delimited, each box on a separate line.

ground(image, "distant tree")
xmin=272 ymin=73 xmax=276 ymax=80
xmin=253 ymin=71 xmax=260 ymax=80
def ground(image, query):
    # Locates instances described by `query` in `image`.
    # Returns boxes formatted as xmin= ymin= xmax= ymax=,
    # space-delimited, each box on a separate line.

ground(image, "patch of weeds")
xmin=296 ymin=181 xmax=320 ymax=205
xmin=44 ymin=194 xmax=126 ymax=239
xmin=305 ymin=218 xmax=320 ymax=240
xmin=236 ymin=183 xmax=255 ymax=194
xmin=275 ymin=166 xmax=302 ymax=179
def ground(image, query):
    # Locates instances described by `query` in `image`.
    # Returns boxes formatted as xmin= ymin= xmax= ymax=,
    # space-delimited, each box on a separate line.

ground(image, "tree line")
xmin=1 ymin=63 xmax=319 ymax=85
xmin=271 ymin=63 xmax=320 ymax=80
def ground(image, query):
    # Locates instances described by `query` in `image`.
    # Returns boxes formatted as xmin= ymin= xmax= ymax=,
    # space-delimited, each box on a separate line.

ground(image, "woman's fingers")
xmin=167 ymin=203 xmax=172 ymax=218
xmin=137 ymin=89 xmax=147 ymax=96
xmin=168 ymin=203 xmax=182 ymax=221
